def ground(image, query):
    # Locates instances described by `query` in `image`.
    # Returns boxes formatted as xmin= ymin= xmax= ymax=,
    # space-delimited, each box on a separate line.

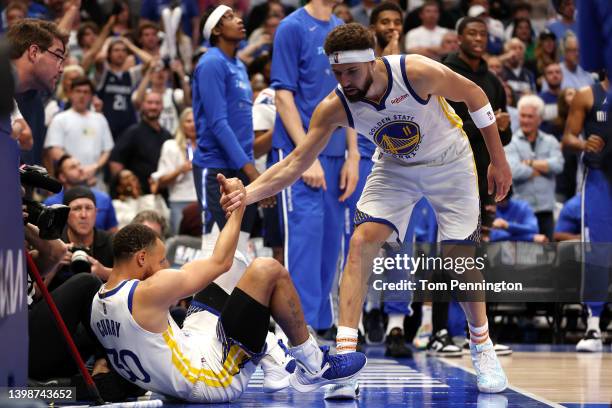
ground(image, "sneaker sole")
xmin=289 ymin=357 xmax=367 ymax=393
xmin=324 ymin=384 xmax=360 ymax=400
xmin=576 ymin=346 xmax=603 ymax=352
xmin=478 ymin=377 xmax=508 ymax=394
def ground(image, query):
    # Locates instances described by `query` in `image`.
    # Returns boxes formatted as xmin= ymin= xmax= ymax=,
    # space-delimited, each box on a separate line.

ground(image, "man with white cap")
xmin=192 ymin=6 xmax=260 ymax=244
xmin=222 ymin=22 xmax=512 ymax=398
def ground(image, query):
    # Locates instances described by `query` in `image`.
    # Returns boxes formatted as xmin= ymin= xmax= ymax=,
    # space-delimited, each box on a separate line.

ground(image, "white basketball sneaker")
xmin=469 ymin=338 xmax=508 ymax=393
xmin=260 ymin=338 xmax=296 ymax=393
xmin=576 ymin=330 xmax=603 ymax=352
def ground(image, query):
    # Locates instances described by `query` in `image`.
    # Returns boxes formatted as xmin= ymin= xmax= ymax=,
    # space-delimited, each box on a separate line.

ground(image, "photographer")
xmin=45 ymin=154 xmax=119 ymax=232
xmin=50 ymin=186 xmax=114 ymax=291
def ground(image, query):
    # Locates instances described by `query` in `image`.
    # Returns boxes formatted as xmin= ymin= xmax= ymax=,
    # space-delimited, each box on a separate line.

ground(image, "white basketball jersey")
xmin=336 ymin=55 xmax=466 ymax=163
xmin=91 ymin=279 xmax=242 ymax=401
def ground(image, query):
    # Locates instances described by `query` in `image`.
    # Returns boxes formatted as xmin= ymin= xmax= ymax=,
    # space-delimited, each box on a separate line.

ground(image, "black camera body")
xmin=21 ymin=165 xmax=69 ymax=240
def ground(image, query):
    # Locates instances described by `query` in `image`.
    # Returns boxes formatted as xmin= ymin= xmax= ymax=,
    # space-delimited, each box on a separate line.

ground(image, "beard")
xmin=343 ymin=73 xmax=374 ymax=103
xmin=144 ymin=111 xmax=161 ymax=121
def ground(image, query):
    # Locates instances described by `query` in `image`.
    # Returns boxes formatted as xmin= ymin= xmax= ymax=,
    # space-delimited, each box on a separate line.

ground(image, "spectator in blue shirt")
xmin=269 ymin=0 xmax=359 ymax=340
xmin=505 ymin=95 xmax=565 ymax=240
xmin=192 ymin=6 xmax=259 ymax=244
xmin=489 ymin=192 xmax=547 ymax=243
xmin=554 ymin=193 xmax=581 ymax=241
xmin=539 ymin=63 xmax=563 ymax=137
xmin=560 ymin=36 xmax=594 ymax=90
xmin=45 ymin=155 xmax=119 ymax=232
xmin=547 ymin=0 xmax=577 ymax=42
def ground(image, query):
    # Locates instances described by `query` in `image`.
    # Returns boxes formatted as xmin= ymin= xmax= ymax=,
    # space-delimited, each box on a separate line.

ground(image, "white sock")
xmin=289 ymin=334 xmax=323 ymax=373
xmin=587 ymin=316 xmax=601 ymax=333
xmin=468 ymin=321 xmax=489 ymax=345
xmin=421 ymin=305 xmax=432 ymax=327
xmin=261 ymin=332 xmax=286 ymax=372
xmin=386 ymin=314 xmax=404 ymax=335
xmin=336 ymin=326 xmax=358 ymax=355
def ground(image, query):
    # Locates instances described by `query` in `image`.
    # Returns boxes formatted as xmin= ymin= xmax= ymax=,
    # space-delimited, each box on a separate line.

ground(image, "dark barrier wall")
xmin=0 ymin=127 xmax=27 ymax=386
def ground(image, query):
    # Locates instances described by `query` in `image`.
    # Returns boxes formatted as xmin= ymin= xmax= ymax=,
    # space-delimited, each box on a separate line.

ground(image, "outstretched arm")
xmin=406 ymin=54 xmax=512 ymax=201
xmin=139 ymin=175 xmax=246 ymax=308
xmin=222 ymin=92 xmax=348 ymax=212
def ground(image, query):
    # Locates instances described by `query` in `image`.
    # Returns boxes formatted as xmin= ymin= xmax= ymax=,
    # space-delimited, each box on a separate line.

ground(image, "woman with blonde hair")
xmin=153 ymin=108 xmax=198 ymax=234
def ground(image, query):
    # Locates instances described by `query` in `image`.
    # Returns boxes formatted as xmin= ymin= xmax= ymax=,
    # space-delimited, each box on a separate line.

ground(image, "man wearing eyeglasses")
xmin=8 ymin=19 xmax=68 ymax=95
xmin=7 ymin=18 xmax=69 ymax=166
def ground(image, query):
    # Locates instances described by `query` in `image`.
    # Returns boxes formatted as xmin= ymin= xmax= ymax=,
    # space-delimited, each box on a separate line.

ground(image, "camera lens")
xmin=71 ymin=250 xmax=92 ymax=273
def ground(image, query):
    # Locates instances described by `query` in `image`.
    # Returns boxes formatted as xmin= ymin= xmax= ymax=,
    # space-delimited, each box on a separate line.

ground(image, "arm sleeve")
xmin=270 ymin=21 xmax=300 ymax=92
xmin=490 ymin=229 xmax=511 ymax=242
xmin=196 ymin=59 xmax=251 ymax=169
xmin=43 ymin=116 xmax=64 ymax=148
xmin=555 ymin=200 xmax=581 ymax=234
xmin=252 ymin=103 xmax=275 ymax=131
xmin=504 ymin=141 xmax=533 ymax=181
xmin=546 ymin=137 xmax=565 ymax=175
xmin=505 ymin=202 xmax=539 ymax=236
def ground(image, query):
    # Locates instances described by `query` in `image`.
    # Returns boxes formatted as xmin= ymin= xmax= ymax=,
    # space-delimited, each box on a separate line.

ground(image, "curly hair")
xmin=113 ymin=223 xmax=159 ymax=263
xmin=324 ymin=23 xmax=375 ymax=56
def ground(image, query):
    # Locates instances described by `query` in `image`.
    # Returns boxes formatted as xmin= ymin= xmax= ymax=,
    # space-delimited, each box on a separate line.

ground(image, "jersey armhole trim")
xmin=335 ymin=88 xmax=354 ymax=128
xmin=400 ymin=55 xmax=431 ymax=106
xmin=128 ymin=280 xmax=139 ymax=314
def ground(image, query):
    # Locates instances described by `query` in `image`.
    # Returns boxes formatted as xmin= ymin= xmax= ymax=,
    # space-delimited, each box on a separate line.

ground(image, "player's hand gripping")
xmin=487 ymin=159 xmax=512 ymax=202
xmin=218 ymin=174 xmax=246 ymax=218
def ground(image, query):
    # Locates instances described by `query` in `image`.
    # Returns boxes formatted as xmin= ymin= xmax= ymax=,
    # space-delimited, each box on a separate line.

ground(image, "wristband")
xmin=469 ymin=103 xmax=496 ymax=129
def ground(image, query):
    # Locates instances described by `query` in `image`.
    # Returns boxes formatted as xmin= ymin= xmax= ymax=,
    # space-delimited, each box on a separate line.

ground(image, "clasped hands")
xmin=218 ymin=174 xmax=246 ymax=218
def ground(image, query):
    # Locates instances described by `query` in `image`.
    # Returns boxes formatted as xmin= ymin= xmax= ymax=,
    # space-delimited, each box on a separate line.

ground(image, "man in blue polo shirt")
xmin=45 ymin=154 xmax=118 ymax=232
xmin=270 ymin=0 xmax=359 ymax=353
xmin=192 ymin=6 xmax=259 ymax=252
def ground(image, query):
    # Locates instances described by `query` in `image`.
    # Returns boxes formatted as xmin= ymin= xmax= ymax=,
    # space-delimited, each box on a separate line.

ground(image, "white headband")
xmin=203 ymin=5 xmax=232 ymax=42
xmin=328 ymin=49 xmax=375 ymax=65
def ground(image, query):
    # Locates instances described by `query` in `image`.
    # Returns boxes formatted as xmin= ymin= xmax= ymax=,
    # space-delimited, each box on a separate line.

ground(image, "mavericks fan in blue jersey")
xmin=222 ymin=23 xmax=513 ymax=397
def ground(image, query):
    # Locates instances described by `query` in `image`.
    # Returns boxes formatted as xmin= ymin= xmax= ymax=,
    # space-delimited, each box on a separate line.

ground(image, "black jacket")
xmin=442 ymin=52 xmax=513 ymax=194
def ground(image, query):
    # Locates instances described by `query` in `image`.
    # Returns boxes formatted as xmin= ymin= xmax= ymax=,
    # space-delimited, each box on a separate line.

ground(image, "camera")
xmin=70 ymin=246 xmax=91 ymax=273
xmin=21 ymin=165 xmax=69 ymax=240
